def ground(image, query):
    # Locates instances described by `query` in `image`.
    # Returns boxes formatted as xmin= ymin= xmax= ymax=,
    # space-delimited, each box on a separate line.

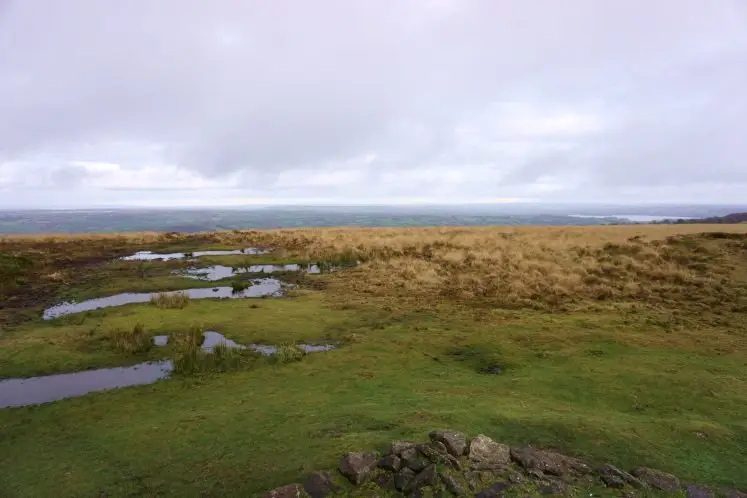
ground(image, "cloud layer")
xmin=1 ymin=0 xmax=746 ymax=207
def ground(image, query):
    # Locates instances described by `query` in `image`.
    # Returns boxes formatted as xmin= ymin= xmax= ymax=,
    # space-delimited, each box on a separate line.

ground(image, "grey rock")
xmin=378 ymin=454 xmax=402 ymax=472
xmin=339 ymin=451 xmax=378 ymax=485
xmin=631 ymin=467 xmax=681 ymax=493
xmin=537 ymin=480 xmax=567 ymax=495
xmin=725 ymin=489 xmax=747 ymax=498
xmin=390 ymin=441 xmax=417 ymax=456
xmin=429 ymin=430 xmax=468 ymax=457
xmin=469 ymin=435 xmax=510 ymax=467
xmin=510 ymin=447 xmax=590 ymax=476
xmin=599 ymin=464 xmax=647 ymax=489
xmin=684 ymin=484 xmax=715 ymax=498
xmin=526 ymin=469 xmax=546 ymax=480
xmin=601 ymin=474 xmax=626 ymax=489
xmin=474 ymin=481 xmax=510 ymax=498
xmin=375 ymin=473 xmax=396 ymax=491
xmin=432 ymin=441 xmax=449 ymax=454
xmin=264 ymin=483 xmax=308 ymax=498
xmin=302 ymin=472 xmax=338 ymax=498
xmin=419 ymin=442 xmax=462 ymax=469
xmin=395 ymin=468 xmax=416 ymax=491
xmin=440 ymin=472 xmax=467 ymax=496
xmin=405 ymin=465 xmax=438 ymax=493
xmin=402 ymin=447 xmax=430 ymax=472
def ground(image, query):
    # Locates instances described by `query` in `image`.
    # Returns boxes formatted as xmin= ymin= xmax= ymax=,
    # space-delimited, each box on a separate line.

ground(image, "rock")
xmin=302 ymin=472 xmax=338 ymax=498
xmin=600 ymin=473 xmax=626 ymax=489
xmin=394 ymin=468 xmax=416 ymax=491
xmin=429 ymin=430 xmax=468 ymax=457
xmin=418 ymin=442 xmax=462 ymax=469
xmin=390 ymin=441 xmax=417 ymax=456
xmin=440 ymin=472 xmax=467 ymax=496
xmin=339 ymin=451 xmax=378 ymax=485
xmin=510 ymin=447 xmax=590 ymax=476
xmin=725 ymin=489 xmax=747 ymax=498
xmin=378 ymin=454 xmax=402 ymax=472
xmin=684 ymin=484 xmax=715 ymax=498
xmin=537 ymin=480 xmax=567 ymax=495
xmin=599 ymin=464 xmax=647 ymax=489
xmin=401 ymin=447 xmax=430 ymax=472
xmin=526 ymin=469 xmax=546 ymax=480
xmin=631 ymin=467 xmax=681 ymax=493
xmin=264 ymin=483 xmax=308 ymax=498
xmin=469 ymin=435 xmax=510 ymax=468
xmin=404 ymin=465 xmax=438 ymax=493
xmin=374 ymin=473 xmax=396 ymax=492
xmin=474 ymin=481 xmax=509 ymax=498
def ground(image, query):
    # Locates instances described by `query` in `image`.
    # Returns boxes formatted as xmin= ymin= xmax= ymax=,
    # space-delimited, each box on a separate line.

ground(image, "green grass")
xmin=1 ymin=293 xmax=746 ymax=496
xmin=1 ymin=234 xmax=746 ymax=497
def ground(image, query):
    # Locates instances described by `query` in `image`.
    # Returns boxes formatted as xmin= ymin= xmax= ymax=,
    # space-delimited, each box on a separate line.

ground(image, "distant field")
xmin=1 ymin=224 xmax=746 ymax=496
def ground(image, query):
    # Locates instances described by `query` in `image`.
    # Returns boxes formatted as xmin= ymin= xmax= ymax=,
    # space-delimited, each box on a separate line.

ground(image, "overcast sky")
xmin=1 ymin=0 xmax=746 ymax=208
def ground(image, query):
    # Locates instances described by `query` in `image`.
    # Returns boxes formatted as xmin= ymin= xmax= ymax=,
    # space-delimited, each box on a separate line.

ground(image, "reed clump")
xmin=110 ymin=323 xmax=151 ymax=355
xmin=150 ymin=291 xmax=190 ymax=309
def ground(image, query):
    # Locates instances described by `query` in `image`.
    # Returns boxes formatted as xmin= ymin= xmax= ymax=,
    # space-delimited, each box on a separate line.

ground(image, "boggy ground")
xmin=0 ymin=225 xmax=746 ymax=497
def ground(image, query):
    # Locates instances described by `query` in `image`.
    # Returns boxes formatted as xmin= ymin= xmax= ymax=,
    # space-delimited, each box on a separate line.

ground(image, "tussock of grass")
xmin=110 ymin=323 xmax=151 ymax=355
xmin=170 ymin=324 xmax=256 ymax=375
xmin=230 ymin=279 xmax=251 ymax=293
xmin=273 ymin=343 xmax=306 ymax=364
xmin=150 ymin=291 xmax=190 ymax=309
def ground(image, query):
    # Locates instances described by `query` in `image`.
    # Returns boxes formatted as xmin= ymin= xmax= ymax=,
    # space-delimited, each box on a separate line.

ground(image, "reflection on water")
xmin=180 ymin=264 xmax=321 ymax=281
xmin=121 ymin=247 xmax=268 ymax=261
xmin=43 ymin=279 xmax=283 ymax=319
xmin=1 ymin=330 xmax=337 ymax=408
xmin=248 ymin=343 xmax=337 ymax=355
xmin=0 ymin=361 xmax=173 ymax=409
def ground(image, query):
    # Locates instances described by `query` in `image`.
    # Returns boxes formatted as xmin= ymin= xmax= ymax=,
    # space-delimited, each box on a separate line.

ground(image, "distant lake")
xmin=569 ymin=214 xmax=700 ymax=223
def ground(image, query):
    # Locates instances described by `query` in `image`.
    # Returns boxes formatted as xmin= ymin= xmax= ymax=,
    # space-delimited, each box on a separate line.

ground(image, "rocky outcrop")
xmin=264 ymin=483 xmax=308 ymax=498
xmin=469 ymin=434 xmax=510 ymax=468
xmin=510 ymin=446 xmax=590 ymax=476
xmin=631 ymin=467 xmax=681 ymax=493
xmin=302 ymin=471 xmax=338 ymax=498
xmin=599 ymin=464 xmax=647 ymax=489
xmin=429 ymin=430 xmax=468 ymax=457
xmin=338 ymin=451 xmax=378 ymax=485
xmin=263 ymin=429 xmax=746 ymax=497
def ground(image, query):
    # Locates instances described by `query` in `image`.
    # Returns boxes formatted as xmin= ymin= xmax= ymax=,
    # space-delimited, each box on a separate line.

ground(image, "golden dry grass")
xmin=3 ymin=224 xmax=747 ymax=316
xmin=235 ymin=225 xmax=747 ymax=311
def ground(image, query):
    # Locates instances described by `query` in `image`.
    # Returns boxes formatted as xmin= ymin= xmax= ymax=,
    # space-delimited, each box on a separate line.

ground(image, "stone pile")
xmin=264 ymin=430 xmax=747 ymax=497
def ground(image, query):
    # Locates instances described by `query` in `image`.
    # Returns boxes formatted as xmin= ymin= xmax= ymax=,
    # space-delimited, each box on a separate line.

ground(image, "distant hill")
xmin=656 ymin=212 xmax=747 ymax=224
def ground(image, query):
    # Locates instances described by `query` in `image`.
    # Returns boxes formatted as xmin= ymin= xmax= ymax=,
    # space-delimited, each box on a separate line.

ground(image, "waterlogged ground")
xmin=1 ymin=234 xmax=746 ymax=497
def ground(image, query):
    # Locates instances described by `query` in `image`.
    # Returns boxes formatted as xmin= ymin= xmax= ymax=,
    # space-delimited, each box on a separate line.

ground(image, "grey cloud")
xmin=1 ymin=0 xmax=746 ymax=205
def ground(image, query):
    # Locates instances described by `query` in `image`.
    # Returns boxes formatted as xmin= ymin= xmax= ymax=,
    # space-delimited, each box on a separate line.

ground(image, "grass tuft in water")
xmin=170 ymin=324 xmax=257 ymax=375
xmin=150 ymin=291 xmax=190 ymax=309
xmin=230 ymin=279 xmax=251 ymax=294
xmin=273 ymin=343 xmax=306 ymax=364
xmin=110 ymin=322 xmax=152 ymax=355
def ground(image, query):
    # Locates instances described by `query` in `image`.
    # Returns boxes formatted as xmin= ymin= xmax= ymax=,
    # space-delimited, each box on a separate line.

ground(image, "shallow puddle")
xmin=179 ymin=264 xmax=321 ymax=281
xmin=121 ymin=247 xmax=268 ymax=261
xmin=200 ymin=331 xmax=245 ymax=352
xmin=0 ymin=361 xmax=173 ymax=409
xmin=1 ymin=332 xmax=336 ymax=409
xmin=43 ymin=279 xmax=283 ymax=319
xmin=248 ymin=343 xmax=337 ymax=355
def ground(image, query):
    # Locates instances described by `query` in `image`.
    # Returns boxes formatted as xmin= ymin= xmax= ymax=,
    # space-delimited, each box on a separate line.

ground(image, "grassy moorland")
xmin=0 ymin=225 xmax=746 ymax=497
